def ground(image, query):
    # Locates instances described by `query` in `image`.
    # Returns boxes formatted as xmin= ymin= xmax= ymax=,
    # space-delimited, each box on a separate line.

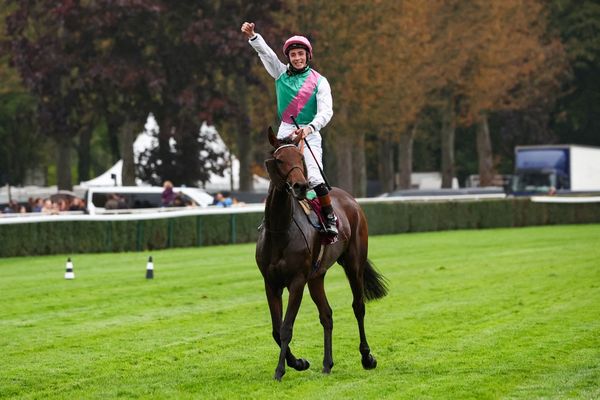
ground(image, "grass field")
xmin=1 ymin=224 xmax=599 ymax=399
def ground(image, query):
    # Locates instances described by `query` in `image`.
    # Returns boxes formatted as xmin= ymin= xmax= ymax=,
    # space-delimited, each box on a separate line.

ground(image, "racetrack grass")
xmin=0 ymin=224 xmax=599 ymax=399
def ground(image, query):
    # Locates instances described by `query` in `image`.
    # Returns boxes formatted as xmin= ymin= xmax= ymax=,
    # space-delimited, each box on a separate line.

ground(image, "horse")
xmin=256 ymin=127 xmax=388 ymax=381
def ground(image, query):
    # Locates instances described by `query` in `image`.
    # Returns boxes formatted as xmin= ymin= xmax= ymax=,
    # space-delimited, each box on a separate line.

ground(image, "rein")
xmin=266 ymin=141 xmax=313 ymax=256
xmin=272 ymin=143 xmax=307 ymax=193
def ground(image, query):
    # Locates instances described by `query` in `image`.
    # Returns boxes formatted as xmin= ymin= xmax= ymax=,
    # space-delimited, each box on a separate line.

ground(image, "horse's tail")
xmin=363 ymin=259 xmax=388 ymax=301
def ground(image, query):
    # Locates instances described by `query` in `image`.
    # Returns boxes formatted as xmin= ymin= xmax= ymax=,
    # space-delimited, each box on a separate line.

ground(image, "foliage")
xmin=549 ymin=0 xmax=600 ymax=146
xmin=3 ymin=1 xmax=282 ymax=188
xmin=2 ymin=1 xmax=599 ymax=191
xmin=0 ymin=225 xmax=599 ymax=398
xmin=0 ymin=91 xmax=43 ymax=185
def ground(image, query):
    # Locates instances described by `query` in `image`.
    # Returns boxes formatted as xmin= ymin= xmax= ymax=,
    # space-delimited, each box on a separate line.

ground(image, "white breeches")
xmin=277 ymin=122 xmax=325 ymax=188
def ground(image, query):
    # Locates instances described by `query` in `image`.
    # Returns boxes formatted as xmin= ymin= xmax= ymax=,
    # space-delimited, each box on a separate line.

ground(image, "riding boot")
xmin=314 ymin=183 xmax=338 ymax=235
xmin=321 ymin=203 xmax=338 ymax=235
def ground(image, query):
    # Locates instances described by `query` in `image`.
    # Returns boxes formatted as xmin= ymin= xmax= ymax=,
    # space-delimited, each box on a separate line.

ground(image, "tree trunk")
xmin=378 ymin=132 xmax=394 ymax=193
xmin=476 ymin=114 xmax=494 ymax=187
xmin=56 ymin=136 xmax=72 ymax=190
xmin=334 ymin=138 xmax=353 ymax=193
xmin=398 ymin=124 xmax=416 ymax=189
xmin=441 ymin=97 xmax=456 ymax=188
xmin=353 ymin=133 xmax=367 ymax=197
xmin=120 ymin=119 xmax=136 ymax=186
xmin=77 ymin=128 xmax=92 ymax=182
xmin=106 ymin=116 xmax=121 ymax=163
xmin=237 ymin=125 xmax=252 ymax=191
xmin=235 ymin=76 xmax=253 ymax=192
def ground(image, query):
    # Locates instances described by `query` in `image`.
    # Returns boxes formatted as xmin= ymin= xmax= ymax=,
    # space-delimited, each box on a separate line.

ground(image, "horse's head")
xmin=265 ymin=127 xmax=309 ymax=199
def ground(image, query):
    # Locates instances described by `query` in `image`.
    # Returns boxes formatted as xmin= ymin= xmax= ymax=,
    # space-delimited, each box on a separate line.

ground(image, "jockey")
xmin=241 ymin=22 xmax=337 ymax=235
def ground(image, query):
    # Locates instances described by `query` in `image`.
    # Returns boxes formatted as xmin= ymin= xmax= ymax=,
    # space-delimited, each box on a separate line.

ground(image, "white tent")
xmin=80 ymin=116 xmax=269 ymax=192
xmin=80 ymin=160 xmax=122 ymax=187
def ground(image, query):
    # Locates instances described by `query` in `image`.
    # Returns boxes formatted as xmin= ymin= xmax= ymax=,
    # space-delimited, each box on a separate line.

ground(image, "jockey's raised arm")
xmin=241 ymin=21 xmax=337 ymax=236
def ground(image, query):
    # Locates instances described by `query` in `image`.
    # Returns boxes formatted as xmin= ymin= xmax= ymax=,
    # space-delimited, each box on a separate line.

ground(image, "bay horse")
xmin=256 ymin=127 xmax=388 ymax=381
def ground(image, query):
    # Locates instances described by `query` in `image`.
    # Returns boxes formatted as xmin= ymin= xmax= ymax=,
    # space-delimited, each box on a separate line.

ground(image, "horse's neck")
xmin=265 ymin=187 xmax=294 ymax=233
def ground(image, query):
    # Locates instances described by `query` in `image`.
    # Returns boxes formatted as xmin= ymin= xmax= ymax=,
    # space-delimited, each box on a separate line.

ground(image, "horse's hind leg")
xmin=341 ymin=252 xmax=378 ymax=370
xmin=266 ymin=280 xmax=309 ymax=381
xmin=308 ymin=276 xmax=334 ymax=373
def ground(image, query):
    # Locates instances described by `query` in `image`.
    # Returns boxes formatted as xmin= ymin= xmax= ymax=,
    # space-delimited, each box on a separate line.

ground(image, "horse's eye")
xmin=275 ymin=159 xmax=284 ymax=164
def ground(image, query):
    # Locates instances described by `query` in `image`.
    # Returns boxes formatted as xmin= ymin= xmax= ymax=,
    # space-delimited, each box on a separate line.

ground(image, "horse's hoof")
xmin=323 ymin=361 xmax=333 ymax=375
xmin=291 ymin=358 xmax=310 ymax=371
xmin=273 ymin=369 xmax=285 ymax=381
xmin=361 ymin=354 xmax=377 ymax=370
xmin=322 ymin=360 xmax=334 ymax=374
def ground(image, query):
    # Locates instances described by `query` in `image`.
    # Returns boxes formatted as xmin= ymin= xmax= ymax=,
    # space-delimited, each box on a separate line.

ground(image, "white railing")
xmin=531 ymin=196 xmax=600 ymax=203
xmin=0 ymin=204 xmax=265 ymax=225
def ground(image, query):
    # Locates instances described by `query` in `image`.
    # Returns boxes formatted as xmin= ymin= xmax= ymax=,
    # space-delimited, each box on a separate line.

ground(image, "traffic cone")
xmin=64 ymin=257 xmax=75 ymax=280
xmin=146 ymin=256 xmax=154 ymax=279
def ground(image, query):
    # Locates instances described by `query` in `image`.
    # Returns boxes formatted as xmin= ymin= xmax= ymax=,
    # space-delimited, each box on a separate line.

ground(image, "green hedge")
xmin=1 ymin=198 xmax=599 ymax=257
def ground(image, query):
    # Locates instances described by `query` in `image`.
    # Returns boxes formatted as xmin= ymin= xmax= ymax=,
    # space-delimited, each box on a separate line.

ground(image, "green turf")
xmin=0 ymin=224 xmax=599 ymax=399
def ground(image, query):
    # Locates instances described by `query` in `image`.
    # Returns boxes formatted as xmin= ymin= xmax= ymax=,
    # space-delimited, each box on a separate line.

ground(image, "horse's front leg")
xmin=274 ymin=278 xmax=307 ymax=381
xmin=308 ymin=275 xmax=334 ymax=373
xmin=264 ymin=282 xmax=309 ymax=375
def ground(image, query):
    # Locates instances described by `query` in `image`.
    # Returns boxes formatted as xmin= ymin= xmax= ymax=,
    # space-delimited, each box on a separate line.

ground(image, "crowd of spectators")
xmin=1 ymin=196 xmax=86 ymax=215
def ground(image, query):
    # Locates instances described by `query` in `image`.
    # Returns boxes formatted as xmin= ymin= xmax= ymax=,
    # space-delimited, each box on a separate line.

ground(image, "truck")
xmin=510 ymin=144 xmax=600 ymax=195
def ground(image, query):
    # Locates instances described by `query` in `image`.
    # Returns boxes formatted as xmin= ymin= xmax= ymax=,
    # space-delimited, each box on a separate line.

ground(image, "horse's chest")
xmin=265 ymin=249 xmax=311 ymax=281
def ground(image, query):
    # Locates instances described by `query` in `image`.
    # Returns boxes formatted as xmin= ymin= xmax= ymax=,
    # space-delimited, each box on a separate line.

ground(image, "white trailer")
xmin=511 ymin=144 xmax=600 ymax=195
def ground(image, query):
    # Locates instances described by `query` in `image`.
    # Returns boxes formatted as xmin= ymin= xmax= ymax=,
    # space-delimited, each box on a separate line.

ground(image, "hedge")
xmin=1 ymin=198 xmax=599 ymax=257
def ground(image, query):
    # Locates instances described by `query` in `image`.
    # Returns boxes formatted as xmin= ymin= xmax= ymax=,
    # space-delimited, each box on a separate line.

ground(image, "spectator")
xmin=32 ymin=198 xmax=44 ymax=212
xmin=57 ymin=199 xmax=68 ymax=212
xmin=105 ymin=194 xmax=120 ymax=210
xmin=68 ymin=197 xmax=85 ymax=211
xmin=2 ymin=200 xmax=20 ymax=213
xmin=213 ymin=192 xmax=233 ymax=207
xmin=162 ymin=180 xmax=176 ymax=206
xmin=27 ymin=197 xmax=35 ymax=212
xmin=41 ymin=199 xmax=57 ymax=214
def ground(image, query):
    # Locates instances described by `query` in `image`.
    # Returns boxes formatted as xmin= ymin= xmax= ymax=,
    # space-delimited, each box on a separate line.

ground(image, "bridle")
xmin=272 ymin=144 xmax=307 ymax=194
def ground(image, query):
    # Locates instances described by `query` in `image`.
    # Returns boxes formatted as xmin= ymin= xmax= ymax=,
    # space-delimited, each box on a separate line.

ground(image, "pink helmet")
xmin=283 ymin=35 xmax=313 ymax=59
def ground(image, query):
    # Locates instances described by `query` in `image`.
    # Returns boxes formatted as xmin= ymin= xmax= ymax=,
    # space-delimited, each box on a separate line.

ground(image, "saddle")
xmin=297 ymin=197 xmax=340 ymax=245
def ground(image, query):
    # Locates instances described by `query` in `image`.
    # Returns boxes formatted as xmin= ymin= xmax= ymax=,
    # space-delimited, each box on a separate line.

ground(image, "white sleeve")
xmin=248 ymin=33 xmax=286 ymax=80
xmin=309 ymin=77 xmax=334 ymax=132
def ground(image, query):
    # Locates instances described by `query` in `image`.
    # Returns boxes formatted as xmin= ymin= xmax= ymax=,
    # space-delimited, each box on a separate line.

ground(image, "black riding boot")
xmin=314 ymin=184 xmax=338 ymax=236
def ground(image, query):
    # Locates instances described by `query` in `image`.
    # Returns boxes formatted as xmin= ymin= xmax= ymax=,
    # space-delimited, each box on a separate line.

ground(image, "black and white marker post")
xmin=64 ymin=257 xmax=75 ymax=280
xmin=146 ymin=256 xmax=154 ymax=279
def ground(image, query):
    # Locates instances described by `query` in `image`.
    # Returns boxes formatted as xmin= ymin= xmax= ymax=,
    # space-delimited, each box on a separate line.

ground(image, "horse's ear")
xmin=268 ymin=126 xmax=279 ymax=148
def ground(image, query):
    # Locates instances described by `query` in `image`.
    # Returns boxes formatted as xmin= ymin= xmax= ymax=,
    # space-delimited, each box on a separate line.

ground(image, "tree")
xmin=5 ymin=1 xmax=84 ymax=189
xmin=549 ymin=0 xmax=600 ymax=147
xmin=0 ymin=92 xmax=43 ymax=186
xmin=0 ymin=4 xmax=44 ymax=186
xmin=426 ymin=1 xmax=567 ymax=187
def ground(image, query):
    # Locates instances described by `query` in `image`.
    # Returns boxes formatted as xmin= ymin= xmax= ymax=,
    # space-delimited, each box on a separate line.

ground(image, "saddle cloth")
xmin=298 ymin=198 xmax=340 ymax=245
